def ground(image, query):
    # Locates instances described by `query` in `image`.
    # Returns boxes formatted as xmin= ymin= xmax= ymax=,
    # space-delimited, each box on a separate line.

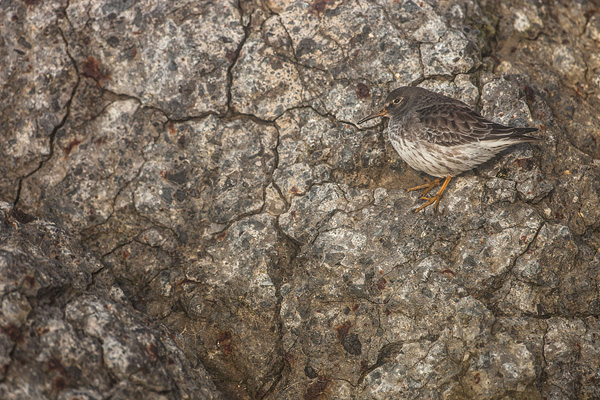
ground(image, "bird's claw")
xmin=409 ymin=175 xmax=452 ymax=213
xmin=406 ymin=178 xmax=442 ymax=197
xmin=415 ymin=194 xmax=442 ymax=213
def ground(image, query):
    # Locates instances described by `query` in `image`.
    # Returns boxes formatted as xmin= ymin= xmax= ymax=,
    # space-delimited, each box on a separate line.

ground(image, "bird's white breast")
xmin=389 ymin=135 xmax=518 ymax=177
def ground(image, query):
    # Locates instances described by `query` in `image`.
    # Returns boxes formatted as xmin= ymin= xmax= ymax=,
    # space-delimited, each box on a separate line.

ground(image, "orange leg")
xmin=406 ymin=177 xmax=442 ymax=197
xmin=412 ymin=175 xmax=452 ymax=213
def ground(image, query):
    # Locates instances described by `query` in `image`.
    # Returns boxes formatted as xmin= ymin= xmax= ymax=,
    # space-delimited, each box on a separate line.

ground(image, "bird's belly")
xmin=390 ymin=137 xmax=506 ymax=177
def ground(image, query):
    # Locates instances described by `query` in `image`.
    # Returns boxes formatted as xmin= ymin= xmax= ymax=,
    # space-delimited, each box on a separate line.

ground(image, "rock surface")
xmin=0 ymin=202 xmax=223 ymax=399
xmin=2 ymin=0 xmax=600 ymax=399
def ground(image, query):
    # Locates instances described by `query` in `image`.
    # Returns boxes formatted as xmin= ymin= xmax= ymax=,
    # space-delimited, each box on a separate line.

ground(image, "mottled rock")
xmin=3 ymin=0 xmax=600 ymax=398
xmin=231 ymin=31 xmax=303 ymax=120
xmin=0 ymin=0 xmax=77 ymax=203
xmin=0 ymin=202 xmax=223 ymax=399
xmin=168 ymin=213 xmax=295 ymax=398
xmin=19 ymin=87 xmax=162 ymax=234
xmin=543 ymin=317 xmax=600 ymax=399
xmin=64 ymin=0 xmax=244 ymax=119
xmin=132 ymin=115 xmax=277 ymax=229
xmin=421 ymin=29 xmax=482 ymax=76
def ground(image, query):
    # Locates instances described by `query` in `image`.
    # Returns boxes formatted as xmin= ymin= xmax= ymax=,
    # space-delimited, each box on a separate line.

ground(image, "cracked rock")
xmin=64 ymin=0 xmax=244 ymax=119
xmin=171 ymin=213 xmax=295 ymax=398
xmin=19 ymin=85 xmax=162 ymax=234
xmin=231 ymin=30 xmax=304 ymax=120
xmin=420 ymin=29 xmax=482 ymax=76
xmin=0 ymin=202 xmax=223 ymax=399
xmin=133 ymin=115 xmax=277 ymax=230
xmin=3 ymin=0 xmax=600 ymax=398
xmin=0 ymin=0 xmax=77 ymax=203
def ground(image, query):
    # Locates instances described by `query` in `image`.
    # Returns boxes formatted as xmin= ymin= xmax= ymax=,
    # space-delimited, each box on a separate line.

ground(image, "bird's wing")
xmin=414 ymin=103 xmax=517 ymax=147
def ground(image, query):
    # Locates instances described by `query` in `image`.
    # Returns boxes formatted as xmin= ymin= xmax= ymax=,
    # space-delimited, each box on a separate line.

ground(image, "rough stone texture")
xmin=0 ymin=0 xmax=77 ymax=204
xmin=64 ymin=0 xmax=244 ymax=119
xmin=2 ymin=0 xmax=600 ymax=399
xmin=0 ymin=202 xmax=223 ymax=399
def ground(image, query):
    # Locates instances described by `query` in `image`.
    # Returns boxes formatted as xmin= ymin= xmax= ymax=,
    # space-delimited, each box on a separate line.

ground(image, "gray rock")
xmin=0 ymin=202 xmax=223 ymax=399
xmin=3 ymin=0 xmax=600 ymax=398
xmin=0 ymin=0 xmax=77 ymax=203
xmin=131 ymin=115 xmax=277 ymax=228
xmin=64 ymin=0 xmax=244 ymax=119
xmin=231 ymin=31 xmax=304 ymax=120
xmin=20 ymin=94 xmax=159 ymax=233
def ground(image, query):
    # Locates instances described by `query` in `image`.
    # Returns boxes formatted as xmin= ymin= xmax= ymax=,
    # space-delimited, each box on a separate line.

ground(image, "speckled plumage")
xmin=358 ymin=86 xmax=539 ymax=212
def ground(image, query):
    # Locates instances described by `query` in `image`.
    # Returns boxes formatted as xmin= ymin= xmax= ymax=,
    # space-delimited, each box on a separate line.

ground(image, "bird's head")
xmin=357 ymin=87 xmax=409 ymax=124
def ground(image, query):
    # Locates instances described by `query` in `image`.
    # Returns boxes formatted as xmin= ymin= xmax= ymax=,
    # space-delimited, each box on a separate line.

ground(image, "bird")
xmin=357 ymin=86 xmax=539 ymax=212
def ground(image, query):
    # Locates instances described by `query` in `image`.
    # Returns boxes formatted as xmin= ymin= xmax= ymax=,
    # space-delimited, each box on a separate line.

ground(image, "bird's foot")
xmin=406 ymin=177 xmax=442 ymax=197
xmin=415 ymin=193 xmax=443 ymax=213
xmin=410 ymin=175 xmax=452 ymax=213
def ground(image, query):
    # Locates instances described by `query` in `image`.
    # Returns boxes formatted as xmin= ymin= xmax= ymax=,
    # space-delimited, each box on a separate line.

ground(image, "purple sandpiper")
xmin=358 ymin=86 xmax=539 ymax=212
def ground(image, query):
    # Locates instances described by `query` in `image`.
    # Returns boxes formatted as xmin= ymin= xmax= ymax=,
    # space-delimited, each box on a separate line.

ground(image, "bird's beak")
xmin=357 ymin=107 xmax=387 ymax=124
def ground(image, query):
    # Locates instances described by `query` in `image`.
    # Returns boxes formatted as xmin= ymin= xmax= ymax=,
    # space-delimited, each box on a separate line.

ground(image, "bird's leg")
xmin=414 ymin=175 xmax=452 ymax=213
xmin=406 ymin=177 xmax=442 ymax=197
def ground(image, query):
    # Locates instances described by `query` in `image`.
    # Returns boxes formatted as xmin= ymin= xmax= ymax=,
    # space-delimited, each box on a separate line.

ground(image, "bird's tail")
xmin=512 ymin=127 xmax=540 ymax=142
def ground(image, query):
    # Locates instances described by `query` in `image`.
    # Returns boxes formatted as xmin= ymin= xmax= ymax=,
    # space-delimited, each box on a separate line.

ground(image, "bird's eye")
xmin=393 ymin=98 xmax=402 ymax=104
